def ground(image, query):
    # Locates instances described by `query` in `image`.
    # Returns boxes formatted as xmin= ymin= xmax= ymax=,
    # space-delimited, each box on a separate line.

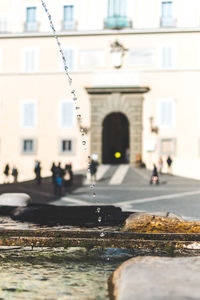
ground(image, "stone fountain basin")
xmin=2 ymin=193 xmax=200 ymax=299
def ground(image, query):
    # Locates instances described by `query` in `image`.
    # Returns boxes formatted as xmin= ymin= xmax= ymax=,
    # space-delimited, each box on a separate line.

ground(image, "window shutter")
xmin=64 ymin=6 xmax=74 ymax=21
xmin=63 ymin=49 xmax=74 ymax=71
xmin=162 ymin=2 xmax=173 ymax=18
xmin=60 ymin=101 xmax=74 ymax=127
xmin=158 ymin=99 xmax=176 ymax=127
xmin=108 ymin=0 xmax=124 ymax=17
xmin=22 ymin=101 xmax=36 ymax=127
xmin=26 ymin=7 xmax=36 ymax=22
xmin=0 ymin=49 xmax=2 ymax=71
xmin=23 ymin=49 xmax=37 ymax=72
xmin=162 ymin=47 xmax=172 ymax=68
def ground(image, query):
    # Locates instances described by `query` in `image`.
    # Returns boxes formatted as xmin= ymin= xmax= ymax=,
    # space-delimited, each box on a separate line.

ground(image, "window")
xmin=59 ymin=100 xmax=75 ymax=128
xmin=0 ymin=49 xmax=2 ymax=72
xmin=108 ymin=0 xmax=125 ymax=17
xmin=25 ymin=7 xmax=38 ymax=31
xmin=22 ymin=139 xmax=36 ymax=154
xmin=60 ymin=139 xmax=75 ymax=154
xmin=21 ymin=100 xmax=37 ymax=128
xmin=159 ymin=138 xmax=176 ymax=156
xmin=22 ymin=48 xmax=38 ymax=72
xmin=63 ymin=5 xmax=75 ymax=30
xmin=161 ymin=1 xmax=175 ymax=27
xmin=0 ymin=16 xmax=8 ymax=32
xmin=157 ymin=98 xmax=176 ymax=128
xmin=159 ymin=45 xmax=175 ymax=69
xmin=197 ymin=98 xmax=200 ymax=128
xmin=105 ymin=0 xmax=131 ymax=29
xmin=60 ymin=48 xmax=75 ymax=71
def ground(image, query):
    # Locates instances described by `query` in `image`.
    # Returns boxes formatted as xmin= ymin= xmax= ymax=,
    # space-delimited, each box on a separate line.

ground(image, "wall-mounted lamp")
xmin=149 ymin=116 xmax=159 ymax=134
xmin=110 ymin=40 xmax=128 ymax=69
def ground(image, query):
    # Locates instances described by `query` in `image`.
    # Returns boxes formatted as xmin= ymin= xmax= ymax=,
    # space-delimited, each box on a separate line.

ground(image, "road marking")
xmin=109 ymin=165 xmax=129 ymax=185
xmin=116 ymin=189 xmax=200 ymax=206
xmin=51 ymin=196 xmax=91 ymax=206
xmin=96 ymin=164 xmax=110 ymax=180
xmin=84 ymin=164 xmax=110 ymax=185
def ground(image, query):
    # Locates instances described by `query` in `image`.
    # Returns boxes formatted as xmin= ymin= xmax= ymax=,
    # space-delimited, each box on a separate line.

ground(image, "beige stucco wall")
xmin=0 ymin=27 xmax=200 ymax=180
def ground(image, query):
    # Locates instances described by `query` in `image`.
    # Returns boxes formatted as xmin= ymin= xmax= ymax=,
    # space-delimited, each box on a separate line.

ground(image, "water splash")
xmin=40 ymin=0 xmax=87 ymax=150
xmin=40 ymin=0 xmax=104 ymax=241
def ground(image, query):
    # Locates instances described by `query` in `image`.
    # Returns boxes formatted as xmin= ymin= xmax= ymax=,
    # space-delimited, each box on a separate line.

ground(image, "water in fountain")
xmin=40 ymin=0 xmax=104 ymax=236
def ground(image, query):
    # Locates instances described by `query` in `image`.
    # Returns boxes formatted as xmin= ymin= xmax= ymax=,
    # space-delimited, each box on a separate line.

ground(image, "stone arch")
xmin=86 ymin=86 xmax=150 ymax=165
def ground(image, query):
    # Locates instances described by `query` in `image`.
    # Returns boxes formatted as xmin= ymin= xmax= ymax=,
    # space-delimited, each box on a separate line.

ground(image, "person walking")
xmin=3 ymin=164 xmax=10 ymax=183
xmin=166 ymin=156 xmax=173 ymax=174
xmin=158 ymin=157 xmax=163 ymax=174
xmin=149 ymin=164 xmax=159 ymax=185
xmin=50 ymin=162 xmax=56 ymax=184
xmin=64 ymin=163 xmax=73 ymax=192
xmin=54 ymin=162 xmax=65 ymax=196
xmin=11 ymin=166 xmax=18 ymax=183
xmin=89 ymin=157 xmax=99 ymax=183
xmin=34 ymin=160 xmax=42 ymax=185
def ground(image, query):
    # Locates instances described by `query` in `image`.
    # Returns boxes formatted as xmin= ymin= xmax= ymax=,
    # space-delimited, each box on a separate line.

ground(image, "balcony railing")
xmin=104 ymin=16 xmax=132 ymax=30
xmin=62 ymin=20 xmax=76 ymax=30
xmin=160 ymin=17 xmax=176 ymax=27
xmin=24 ymin=21 xmax=39 ymax=32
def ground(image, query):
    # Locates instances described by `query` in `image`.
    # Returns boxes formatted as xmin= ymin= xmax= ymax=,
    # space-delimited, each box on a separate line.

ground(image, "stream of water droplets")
xmin=40 ymin=0 xmax=104 ymax=237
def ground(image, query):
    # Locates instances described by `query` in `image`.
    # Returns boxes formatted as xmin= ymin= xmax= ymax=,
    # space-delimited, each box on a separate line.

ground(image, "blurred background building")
xmin=0 ymin=0 xmax=200 ymax=180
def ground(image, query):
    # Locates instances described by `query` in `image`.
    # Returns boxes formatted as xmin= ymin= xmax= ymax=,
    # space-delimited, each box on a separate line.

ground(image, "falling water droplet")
xmin=68 ymin=78 xmax=72 ymax=85
xmin=82 ymin=141 xmax=86 ymax=146
xmin=71 ymin=89 xmax=75 ymax=94
xmin=73 ymin=97 xmax=77 ymax=101
xmin=77 ymin=114 xmax=81 ymax=119
xmin=93 ymin=192 xmax=96 ymax=198
xmin=98 ymin=216 xmax=102 ymax=223
xmin=107 ymin=257 xmax=110 ymax=261
xmin=81 ymin=133 xmax=84 ymax=137
xmin=96 ymin=207 xmax=101 ymax=213
xmin=100 ymin=232 xmax=105 ymax=238
xmin=90 ymin=184 xmax=95 ymax=189
xmin=76 ymin=106 xmax=80 ymax=110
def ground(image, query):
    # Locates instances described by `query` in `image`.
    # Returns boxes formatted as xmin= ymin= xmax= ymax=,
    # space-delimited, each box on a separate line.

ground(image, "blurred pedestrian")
xmin=166 ymin=156 xmax=173 ymax=174
xmin=54 ymin=162 xmax=65 ymax=196
xmin=89 ymin=156 xmax=99 ymax=183
xmin=34 ymin=160 xmax=41 ymax=185
xmin=158 ymin=156 xmax=163 ymax=174
xmin=50 ymin=162 xmax=56 ymax=184
xmin=12 ymin=166 xmax=18 ymax=183
xmin=64 ymin=163 xmax=73 ymax=192
xmin=149 ymin=163 xmax=159 ymax=185
xmin=3 ymin=164 xmax=10 ymax=183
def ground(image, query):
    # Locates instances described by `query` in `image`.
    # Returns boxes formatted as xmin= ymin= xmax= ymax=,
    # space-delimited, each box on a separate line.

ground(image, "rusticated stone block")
xmin=122 ymin=212 xmax=200 ymax=233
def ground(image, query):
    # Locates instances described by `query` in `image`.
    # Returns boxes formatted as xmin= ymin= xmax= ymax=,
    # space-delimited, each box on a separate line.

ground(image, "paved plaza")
xmin=1 ymin=165 xmax=200 ymax=220
xmin=54 ymin=165 xmax=200 ymax=220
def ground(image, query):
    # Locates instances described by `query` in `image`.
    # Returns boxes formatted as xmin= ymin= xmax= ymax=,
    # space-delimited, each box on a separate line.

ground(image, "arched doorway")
xmin=102 ymin=112 xmax=129 ymax=164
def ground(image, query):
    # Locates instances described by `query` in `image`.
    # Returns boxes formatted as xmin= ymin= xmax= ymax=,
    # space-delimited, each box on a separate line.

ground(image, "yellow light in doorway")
xmin=115 ymin=152 xmax=121 ymax=158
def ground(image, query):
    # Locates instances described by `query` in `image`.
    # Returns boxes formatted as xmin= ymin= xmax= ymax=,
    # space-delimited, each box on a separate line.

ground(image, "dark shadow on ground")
xmin=0 ymin=174 xmax=85 ymax=204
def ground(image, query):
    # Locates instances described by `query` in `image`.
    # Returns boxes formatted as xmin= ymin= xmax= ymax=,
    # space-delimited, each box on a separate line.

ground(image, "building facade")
xmin=0 ymin=0 xmax=200 ymax=181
